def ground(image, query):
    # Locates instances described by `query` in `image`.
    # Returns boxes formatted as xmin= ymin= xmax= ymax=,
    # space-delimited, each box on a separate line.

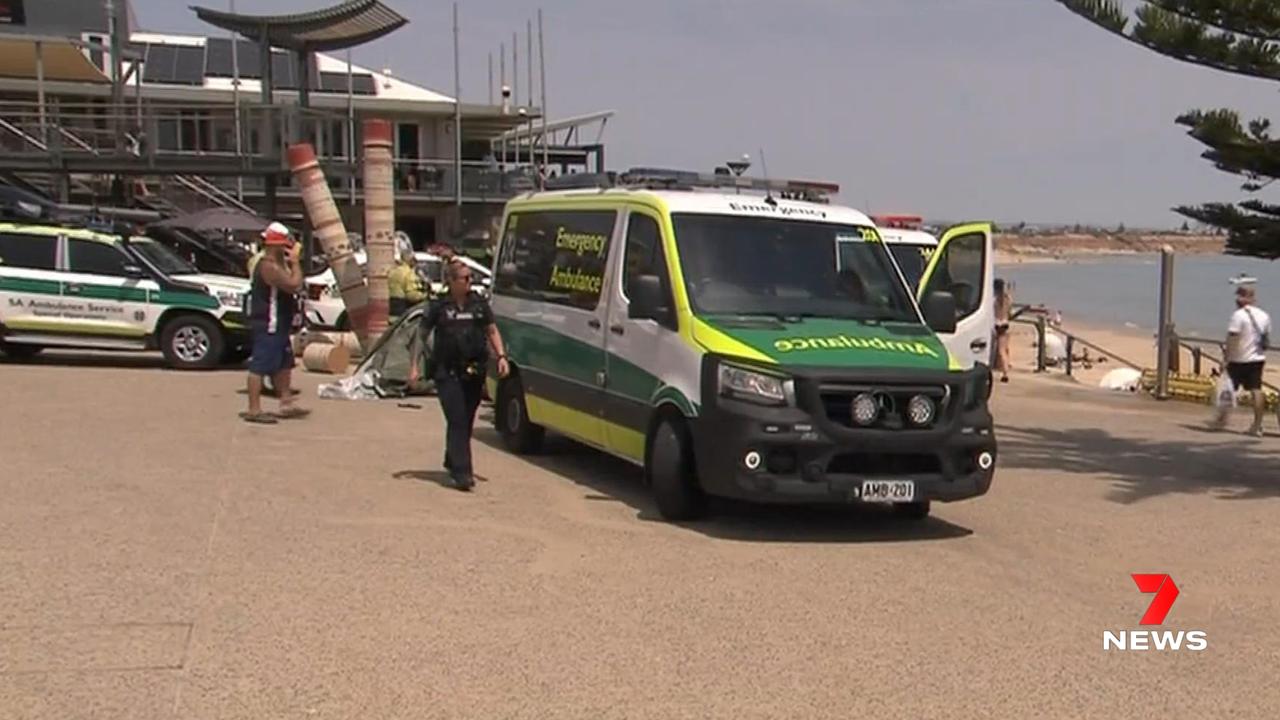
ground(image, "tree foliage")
xmin=1055 ymin=0 xmax=1280 ymax=257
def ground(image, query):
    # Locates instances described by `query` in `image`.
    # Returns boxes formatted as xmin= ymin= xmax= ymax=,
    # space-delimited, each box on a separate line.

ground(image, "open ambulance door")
xmin=916 ymin=223 xmax=994 ymax=369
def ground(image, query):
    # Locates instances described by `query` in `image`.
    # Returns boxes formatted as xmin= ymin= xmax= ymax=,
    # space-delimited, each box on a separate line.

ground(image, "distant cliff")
xmin=995 ymin=233 xmax=1225 ymax=257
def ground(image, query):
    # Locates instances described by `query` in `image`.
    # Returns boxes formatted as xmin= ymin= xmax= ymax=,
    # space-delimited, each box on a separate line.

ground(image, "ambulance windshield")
xmin=671 ymin=214 xmax=919 ymax=323
xmin=887 ymin=244 xmax=930 ymax=289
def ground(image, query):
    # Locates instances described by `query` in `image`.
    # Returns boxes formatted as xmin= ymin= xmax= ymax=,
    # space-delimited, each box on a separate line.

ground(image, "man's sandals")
xmin=239 ymin=406 xmax=311 ymax=424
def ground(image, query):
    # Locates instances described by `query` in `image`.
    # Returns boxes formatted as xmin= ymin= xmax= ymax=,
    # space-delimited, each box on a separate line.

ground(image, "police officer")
xmin=419 ymin=258 xmax=509 ymax=490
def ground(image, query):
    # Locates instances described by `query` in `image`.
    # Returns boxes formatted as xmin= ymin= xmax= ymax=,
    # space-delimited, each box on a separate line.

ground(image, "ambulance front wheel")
xmin=646 ymin=416 xmax=707 ymax=522
xmin=496 ymin=375 xmax=544 ymax=454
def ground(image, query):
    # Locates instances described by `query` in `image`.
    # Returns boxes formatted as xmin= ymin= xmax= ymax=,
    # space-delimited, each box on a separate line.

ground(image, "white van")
xmin=485 ymin=168 xmax=998 ymax=521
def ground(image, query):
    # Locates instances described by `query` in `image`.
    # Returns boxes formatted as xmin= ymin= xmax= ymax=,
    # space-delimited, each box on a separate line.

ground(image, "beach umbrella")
xmin=151 ymin=207 xmax=270 ymax=233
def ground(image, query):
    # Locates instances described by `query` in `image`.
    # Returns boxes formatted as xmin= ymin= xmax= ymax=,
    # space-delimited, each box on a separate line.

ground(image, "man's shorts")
xmin=1226 ymin=361 xmax=1265 ymax=391
xmin=248 ymin=330 xmax=294 ymax=376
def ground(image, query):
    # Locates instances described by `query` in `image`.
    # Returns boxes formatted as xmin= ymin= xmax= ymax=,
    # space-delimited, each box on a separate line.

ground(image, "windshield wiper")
xmin=711 ymin=312 xmax=790 ymax=323
xmin=857 ymin=313 xmax=917 ymax=325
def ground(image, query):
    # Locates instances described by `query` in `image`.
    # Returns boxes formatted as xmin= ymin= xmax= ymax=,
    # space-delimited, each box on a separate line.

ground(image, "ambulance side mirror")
xmin=923 ymin=290 xmax=957 ymax=334
xmin=629 ymin=274 xmax=674 ymax=328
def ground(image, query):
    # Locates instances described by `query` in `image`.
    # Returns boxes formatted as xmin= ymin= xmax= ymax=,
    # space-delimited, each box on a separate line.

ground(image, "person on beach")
xmin=1211 ymin=284 xmax=1271 ymax=436
xmin=993 ymin=278 xmax=1012 ymax=382
xmin=242 ymin=222 xmax=310 ymax=424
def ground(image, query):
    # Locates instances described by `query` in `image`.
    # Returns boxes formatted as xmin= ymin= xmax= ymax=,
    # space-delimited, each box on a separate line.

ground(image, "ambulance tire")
xmin=496 ymin=375 xmax=544 ymax=454
xmin=893 ymin=500 xmax=931 ymax=521
xmin=646 ymin=416 xmax=707 ymax=522
xmin=0 ymin=340 xmax=43 ymax=359
xmin=160 ymin=314 xmax=225 ymax=370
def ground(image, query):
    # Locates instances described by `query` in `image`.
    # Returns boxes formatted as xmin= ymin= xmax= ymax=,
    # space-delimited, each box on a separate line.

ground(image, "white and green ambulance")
xmin=0 ymin=219 xmax=251 ymax=368
xmin=486 ymin=168 xmax=997 ymax=521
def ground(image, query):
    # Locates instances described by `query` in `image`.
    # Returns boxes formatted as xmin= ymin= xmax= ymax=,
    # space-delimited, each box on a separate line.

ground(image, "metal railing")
xmin=0 ymin=100 xmax=558 ymax=205
xmin=0 ymin=100 xmax=337 ymax=163
xmin=1173 ymin=336 xmax=1280 ymax=394
xmin=1015 ymin=313 xmax=1143 ymax=378
xmin=1012 ymin=308 xmax=1280 ymax=400
xmin=200 ymin=157 xmax=544 ymax=202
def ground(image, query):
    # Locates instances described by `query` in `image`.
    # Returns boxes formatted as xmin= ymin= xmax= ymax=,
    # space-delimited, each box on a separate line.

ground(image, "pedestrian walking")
xmin=1211 ymin=284 xmax=1271 ymax=436
xmin=242 ymin=221 xmax=310 ymax=424
xmin=418 ymin=258 xmax=509 ymax=490
xmin=993 ymin=278 xmax=1012 ymax=383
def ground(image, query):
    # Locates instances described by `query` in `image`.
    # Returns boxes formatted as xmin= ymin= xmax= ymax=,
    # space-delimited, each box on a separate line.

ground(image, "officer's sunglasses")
xmin=452 ymin=272 xmax=472 ymax=283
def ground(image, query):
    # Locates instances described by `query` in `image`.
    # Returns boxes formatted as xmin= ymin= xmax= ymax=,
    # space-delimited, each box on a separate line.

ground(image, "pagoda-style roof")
xmin=190 ymin=0 xmax=408 ymax=53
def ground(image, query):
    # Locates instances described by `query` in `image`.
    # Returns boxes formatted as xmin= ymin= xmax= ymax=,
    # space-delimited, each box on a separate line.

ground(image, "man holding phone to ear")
xmin=242 ymin=221 xmax=310 ymax=424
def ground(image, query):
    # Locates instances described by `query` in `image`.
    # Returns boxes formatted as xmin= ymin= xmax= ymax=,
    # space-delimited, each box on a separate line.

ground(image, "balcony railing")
xmin=0 ymin=101 xmax=563 ymax=203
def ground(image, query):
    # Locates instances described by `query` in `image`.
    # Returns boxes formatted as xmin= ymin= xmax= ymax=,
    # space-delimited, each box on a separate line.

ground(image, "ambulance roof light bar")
xmin=871 ymin=214 xmax=924 ymax=230
xmin=541 ymin=166 xmax=840 ymax=203
xmin=619 ymin=167 xmax=840 ymax=203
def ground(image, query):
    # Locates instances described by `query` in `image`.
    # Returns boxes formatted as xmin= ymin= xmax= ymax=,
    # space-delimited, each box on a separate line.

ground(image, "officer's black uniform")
xmin=419 ymin=290 xmax=495 ymax=489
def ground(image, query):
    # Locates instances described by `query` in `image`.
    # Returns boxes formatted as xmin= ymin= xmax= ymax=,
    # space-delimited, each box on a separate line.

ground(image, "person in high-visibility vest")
xmin=388 ymin=245 xmax=426 ymax=317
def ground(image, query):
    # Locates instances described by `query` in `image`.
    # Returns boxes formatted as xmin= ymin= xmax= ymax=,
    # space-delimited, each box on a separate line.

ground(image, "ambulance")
xmin=0 ymin=217 xmax=250 ymax=368
xmin=485 ymin=168 xmax=997 ymax=521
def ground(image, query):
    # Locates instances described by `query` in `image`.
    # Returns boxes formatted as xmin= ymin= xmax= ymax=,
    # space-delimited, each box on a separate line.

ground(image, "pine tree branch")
xmin=1176 ymin=109 xmax=1280 ymax=182
xmin=1055 ymin=0 xmax=1280 ymax=79
xmin=1144 ymin=0 xmax=1280 ymax=43
xmin=1176 ymin=202 xmax=1280 ymax=258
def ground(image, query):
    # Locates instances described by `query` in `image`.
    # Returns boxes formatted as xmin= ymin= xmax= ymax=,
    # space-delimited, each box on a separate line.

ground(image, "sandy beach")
xmin=1000 ymin=315 xmax=1280 ymax=392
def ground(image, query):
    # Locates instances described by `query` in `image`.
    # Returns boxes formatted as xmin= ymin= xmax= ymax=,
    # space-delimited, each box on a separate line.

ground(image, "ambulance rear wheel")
xmin=0 ymin=340 xmax=43 ymax=359
xmin=497 ymin=375 xmax=544 ymax=454
xmin=646 ymin=417 xmax=707 ymax=521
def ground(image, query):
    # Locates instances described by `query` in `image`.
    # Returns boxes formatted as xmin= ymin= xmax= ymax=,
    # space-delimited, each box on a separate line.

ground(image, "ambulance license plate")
xmin=859 ymin=480 xmax=915 ymax=503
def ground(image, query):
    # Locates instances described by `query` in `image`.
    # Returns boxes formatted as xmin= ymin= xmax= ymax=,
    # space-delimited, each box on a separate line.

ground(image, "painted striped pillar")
xmin=286 ymin=142 xmax=371 ymax=350
xmin=362 ymin=119 xmax=396 ymax=341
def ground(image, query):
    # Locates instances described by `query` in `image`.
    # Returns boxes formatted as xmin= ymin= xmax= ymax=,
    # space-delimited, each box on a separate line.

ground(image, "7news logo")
xmin=1103 ymin=574 xmax=1208 ymax=651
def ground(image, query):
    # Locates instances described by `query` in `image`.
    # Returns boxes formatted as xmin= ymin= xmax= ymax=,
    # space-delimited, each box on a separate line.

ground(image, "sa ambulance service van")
xmin=485 ymin=168 xmax=996 ymax=521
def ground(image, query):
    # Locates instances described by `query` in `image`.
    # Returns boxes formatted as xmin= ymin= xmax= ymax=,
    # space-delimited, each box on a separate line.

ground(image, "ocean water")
xmin=998 ymin=254 xmax=1280 ymax=339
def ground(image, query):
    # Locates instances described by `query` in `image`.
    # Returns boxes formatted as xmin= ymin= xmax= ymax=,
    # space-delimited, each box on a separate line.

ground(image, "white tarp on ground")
xmin=1099 ymin=367 xmax=1143 ymax=392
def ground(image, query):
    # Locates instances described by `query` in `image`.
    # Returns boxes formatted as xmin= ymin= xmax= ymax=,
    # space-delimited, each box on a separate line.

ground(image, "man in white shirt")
xmin=1214 ymin=284 xmax=1271 ymax=436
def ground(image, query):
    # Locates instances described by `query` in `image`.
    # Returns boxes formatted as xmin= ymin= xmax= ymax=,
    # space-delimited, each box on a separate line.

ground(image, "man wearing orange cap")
xmin=242 ymin=222 xmax=309 ymax=423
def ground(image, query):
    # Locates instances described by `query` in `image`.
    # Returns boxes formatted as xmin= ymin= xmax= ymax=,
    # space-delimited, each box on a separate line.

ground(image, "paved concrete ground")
xmin=2 ymin=353 xmax=1279 ymax=719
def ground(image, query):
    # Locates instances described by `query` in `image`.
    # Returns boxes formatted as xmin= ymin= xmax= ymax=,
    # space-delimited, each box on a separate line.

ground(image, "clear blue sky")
xmin=131 ymin=0 xmax=1280 ymax=229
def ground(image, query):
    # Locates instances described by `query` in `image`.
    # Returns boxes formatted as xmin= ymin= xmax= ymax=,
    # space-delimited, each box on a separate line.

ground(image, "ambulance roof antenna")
xmin=759 ymin=148 xmax=776 ymax=206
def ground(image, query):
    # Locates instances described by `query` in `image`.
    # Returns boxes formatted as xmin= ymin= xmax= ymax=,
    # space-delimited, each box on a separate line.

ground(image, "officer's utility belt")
xmin=442 ymin=358 xmax=486 ymax=378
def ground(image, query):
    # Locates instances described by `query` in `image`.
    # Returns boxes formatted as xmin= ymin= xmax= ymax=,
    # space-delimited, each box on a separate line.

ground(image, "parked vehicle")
xmin=0 ymin=218 xmax=250 ymax=369
xmin=485 ymin=167 xmax=997 ymax=521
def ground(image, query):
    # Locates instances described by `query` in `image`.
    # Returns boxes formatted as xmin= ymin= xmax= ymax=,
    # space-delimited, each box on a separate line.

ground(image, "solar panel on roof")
xmin=204 ymin=37 xmax=233 ymax=77
xmin=270 ymin=51 xmax=296 ymax=89
xmin=352 ymin=74 xmax=376 ymax=95
xmin=142 ymin=44 xmax=177 ymax=84
xmin=317 ymin=71 xmax=376 ymax=95
xmin=173 ymin=45 xmax=206 ymax=85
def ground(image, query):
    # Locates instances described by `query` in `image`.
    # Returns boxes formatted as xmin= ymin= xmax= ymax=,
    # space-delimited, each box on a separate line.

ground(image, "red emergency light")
xmin=871 ymin=214 xmax=923 ymax=230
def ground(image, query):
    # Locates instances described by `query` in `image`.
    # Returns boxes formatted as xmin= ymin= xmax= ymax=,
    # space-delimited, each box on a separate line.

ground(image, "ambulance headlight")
xmin=907 ymin=394 xmax=936 ymax=426
xmin=851 ymin=393 xmax=880 ymax=426
xmin=718 ymin=363 xmax=792 ymax=406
